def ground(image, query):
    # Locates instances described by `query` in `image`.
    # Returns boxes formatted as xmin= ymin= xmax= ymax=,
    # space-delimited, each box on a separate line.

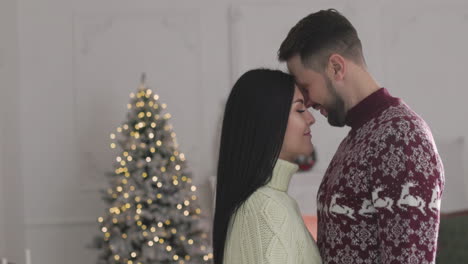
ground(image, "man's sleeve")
xmin=369 ymin=117 xmax=445 ymax=264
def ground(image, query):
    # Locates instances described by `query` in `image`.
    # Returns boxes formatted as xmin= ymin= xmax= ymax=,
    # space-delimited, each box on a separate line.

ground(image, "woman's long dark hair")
xmin=213 ymin=69 xmax=295 ymax=263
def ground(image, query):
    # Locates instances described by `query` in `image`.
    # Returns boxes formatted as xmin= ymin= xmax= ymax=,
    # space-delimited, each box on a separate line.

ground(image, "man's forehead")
xmin=286 ymin=58 xmax=310 ymax=87
xmin=293 ymin=76 xmax=307 ymax=87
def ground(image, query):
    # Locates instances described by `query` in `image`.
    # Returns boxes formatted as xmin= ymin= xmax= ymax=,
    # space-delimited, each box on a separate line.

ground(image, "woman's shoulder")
xmin=238 ymin=187 xmax=292 ymax=218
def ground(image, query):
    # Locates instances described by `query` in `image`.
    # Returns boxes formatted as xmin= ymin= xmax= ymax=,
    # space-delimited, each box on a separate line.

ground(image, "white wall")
xmin=0 ymin=0 xmax=26 ymax=263
xmin=10 ymin=0 xmax=468 ymax=263
xmin=17 ymin=0 xmax=232 ymax=263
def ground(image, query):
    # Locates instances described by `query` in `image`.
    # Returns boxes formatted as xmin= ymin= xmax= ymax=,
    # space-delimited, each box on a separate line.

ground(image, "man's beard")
xmin=325 ymin=76 xmax=346 ymax=127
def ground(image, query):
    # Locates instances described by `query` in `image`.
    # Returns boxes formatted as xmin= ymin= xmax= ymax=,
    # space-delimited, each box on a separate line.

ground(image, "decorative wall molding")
xmin=72 ymin=10 xmax=204 ymax=192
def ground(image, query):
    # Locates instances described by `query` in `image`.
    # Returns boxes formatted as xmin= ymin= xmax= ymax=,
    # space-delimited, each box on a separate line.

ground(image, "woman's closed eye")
xmin=297 ymin=109 xmax=306 ymax=113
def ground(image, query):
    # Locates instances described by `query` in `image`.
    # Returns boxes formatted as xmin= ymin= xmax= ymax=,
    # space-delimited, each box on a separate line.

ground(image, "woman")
xmin=213 ymin=69 xmax=322 ymax=264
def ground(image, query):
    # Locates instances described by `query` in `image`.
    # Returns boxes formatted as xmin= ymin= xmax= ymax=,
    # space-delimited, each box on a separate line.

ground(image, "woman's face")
xmin=279 ymin=86 xmax=315 ymax=162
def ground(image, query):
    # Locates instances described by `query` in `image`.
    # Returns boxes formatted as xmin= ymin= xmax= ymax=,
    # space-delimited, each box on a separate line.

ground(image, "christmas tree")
xmin=93 ymin=74 xmax=213 ymax=264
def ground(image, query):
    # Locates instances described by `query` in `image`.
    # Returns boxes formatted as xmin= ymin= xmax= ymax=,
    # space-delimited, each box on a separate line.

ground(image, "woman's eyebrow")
xmin=293 ymin=99 xmax=304 ymax=104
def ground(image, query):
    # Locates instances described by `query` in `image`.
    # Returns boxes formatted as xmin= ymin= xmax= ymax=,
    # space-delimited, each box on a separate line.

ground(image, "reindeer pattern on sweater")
xmin=317 ymin=89 xmax=444 ymax=264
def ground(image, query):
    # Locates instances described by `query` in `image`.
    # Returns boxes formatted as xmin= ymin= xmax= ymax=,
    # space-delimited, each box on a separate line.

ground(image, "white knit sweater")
xmin=223 ymin=159 xmax=322 ymax=264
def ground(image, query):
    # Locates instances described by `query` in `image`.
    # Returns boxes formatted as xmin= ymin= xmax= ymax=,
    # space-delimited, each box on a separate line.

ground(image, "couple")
xmin=213 ymin=9 xmax=444 ymax=264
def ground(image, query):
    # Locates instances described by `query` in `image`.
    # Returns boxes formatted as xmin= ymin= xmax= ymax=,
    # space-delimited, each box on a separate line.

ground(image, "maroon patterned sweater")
xmin=317 ymin=88 xmax=445 ymax=264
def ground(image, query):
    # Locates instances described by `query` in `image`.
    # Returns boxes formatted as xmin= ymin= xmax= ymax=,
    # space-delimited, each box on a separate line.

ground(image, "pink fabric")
xmin=302 ymin=215 xmax=318 ymax=241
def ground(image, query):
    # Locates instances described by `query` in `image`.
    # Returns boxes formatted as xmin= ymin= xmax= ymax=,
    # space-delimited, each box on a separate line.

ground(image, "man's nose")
xmin=305 ymin=99 xmax=314 ymax=108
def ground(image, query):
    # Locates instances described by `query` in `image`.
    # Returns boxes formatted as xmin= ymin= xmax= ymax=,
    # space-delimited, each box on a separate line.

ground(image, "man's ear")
xmin=328 ymin=54 xmax=345 ymax=81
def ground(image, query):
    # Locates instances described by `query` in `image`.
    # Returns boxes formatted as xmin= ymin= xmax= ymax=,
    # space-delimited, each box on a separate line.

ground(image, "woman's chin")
xmin=304 ymin=144 xmax=314 ymax=154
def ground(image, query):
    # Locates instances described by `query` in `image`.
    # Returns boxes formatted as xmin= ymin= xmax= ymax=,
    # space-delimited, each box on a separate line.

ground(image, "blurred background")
xmin=1 ymin=0 xmax=467 ymax=263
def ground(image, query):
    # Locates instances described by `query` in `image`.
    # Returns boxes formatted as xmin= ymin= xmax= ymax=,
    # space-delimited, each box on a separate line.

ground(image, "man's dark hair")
xmin=278 ymin=9 xmax=365 ymax=71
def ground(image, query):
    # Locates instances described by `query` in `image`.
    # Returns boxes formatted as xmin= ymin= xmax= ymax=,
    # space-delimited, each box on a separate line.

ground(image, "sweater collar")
xmin=345 ymin=88 xmax=401 ymax=130
xmin=266 ymin=159 xmax=299 ymax=192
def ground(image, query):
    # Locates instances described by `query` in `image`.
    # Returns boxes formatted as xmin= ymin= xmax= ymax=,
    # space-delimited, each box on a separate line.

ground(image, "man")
xmin=278 ymin=9 xmax=444 ymax=264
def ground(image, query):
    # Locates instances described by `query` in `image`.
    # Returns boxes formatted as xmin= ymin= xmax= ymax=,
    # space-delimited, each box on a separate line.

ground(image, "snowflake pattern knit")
xmin=317 ymin=88 xmax=445 ymax=264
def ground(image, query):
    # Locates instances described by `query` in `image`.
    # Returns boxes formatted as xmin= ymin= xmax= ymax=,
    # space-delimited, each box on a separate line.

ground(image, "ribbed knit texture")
xmin=223 ymin=159 xmax=322 ymax=264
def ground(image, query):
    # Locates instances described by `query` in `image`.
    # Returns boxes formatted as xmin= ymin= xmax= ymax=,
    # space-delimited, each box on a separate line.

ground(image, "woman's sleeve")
xmin=238 ymin=194 xmax=298 ymax=264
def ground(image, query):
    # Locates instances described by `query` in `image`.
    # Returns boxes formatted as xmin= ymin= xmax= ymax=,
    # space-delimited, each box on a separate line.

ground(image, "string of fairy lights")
xmin=96 ymin=77 xmax=213 ymax=264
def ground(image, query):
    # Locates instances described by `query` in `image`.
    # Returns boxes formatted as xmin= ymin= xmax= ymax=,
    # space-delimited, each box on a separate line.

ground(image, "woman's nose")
xmin=307 ymin=110 xmax=315 ymax=125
